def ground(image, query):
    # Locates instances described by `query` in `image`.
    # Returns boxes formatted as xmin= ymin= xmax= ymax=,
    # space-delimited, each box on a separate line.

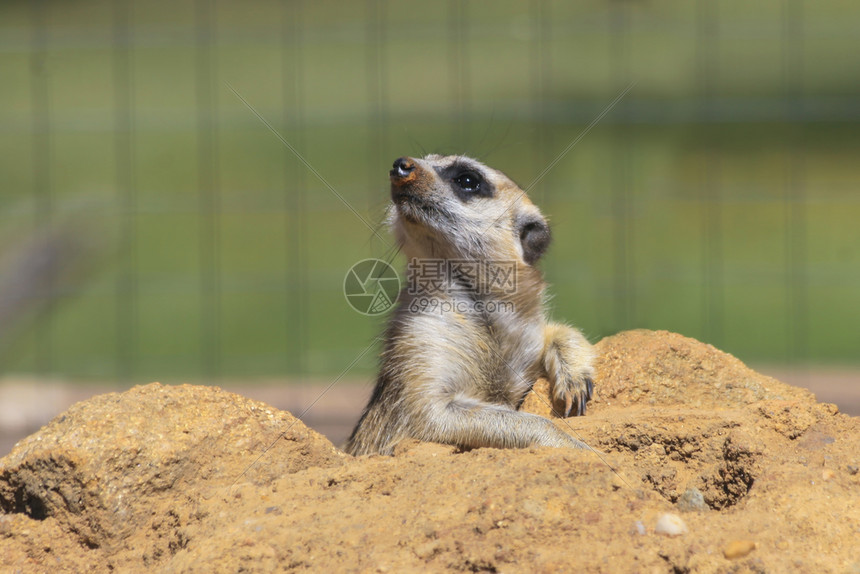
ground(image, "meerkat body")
xmin=345 ymin=155 xmax=594 ymax=456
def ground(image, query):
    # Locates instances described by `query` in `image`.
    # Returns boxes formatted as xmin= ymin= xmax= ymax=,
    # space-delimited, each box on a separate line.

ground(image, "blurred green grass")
xmin=0 ymin=0 xmax=858 ymax=382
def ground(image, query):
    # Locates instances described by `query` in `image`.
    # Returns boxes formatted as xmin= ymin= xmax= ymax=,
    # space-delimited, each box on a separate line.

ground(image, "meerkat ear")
xmin=517 ymin=214 xmax=552 ymax=265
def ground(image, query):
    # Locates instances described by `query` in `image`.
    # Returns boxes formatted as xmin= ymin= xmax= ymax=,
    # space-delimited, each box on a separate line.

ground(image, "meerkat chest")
xmin=431 ymin=295 xmax=545 ymax=403
xmin=394 ymin=287 xmax=545 ymax=406
xmin=483 ymin=310 xmax=545 ymax=400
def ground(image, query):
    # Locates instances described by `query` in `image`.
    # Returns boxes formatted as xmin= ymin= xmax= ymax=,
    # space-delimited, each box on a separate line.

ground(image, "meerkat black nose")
xmin=390 ymin=157 xmax=416 ymax=180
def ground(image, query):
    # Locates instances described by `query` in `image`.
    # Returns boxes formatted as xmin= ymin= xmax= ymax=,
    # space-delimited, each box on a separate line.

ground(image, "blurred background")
xmin=1 ymin=0 xmax=858 ymax=453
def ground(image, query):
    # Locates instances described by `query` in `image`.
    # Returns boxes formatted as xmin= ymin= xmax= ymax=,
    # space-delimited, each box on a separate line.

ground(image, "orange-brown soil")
xmin=1 ymin=330 xmax=858 ymax=573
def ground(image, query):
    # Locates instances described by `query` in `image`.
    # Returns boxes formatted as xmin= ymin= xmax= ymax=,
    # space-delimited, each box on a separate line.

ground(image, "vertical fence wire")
xmin=610 ymin=2 xmax=634 ymax=332
xmin=697 ymin=0 xmax=724 ymax=349
xmin=366 ymin=0 xmax=388 ymax=219
xmin=783 ymin=0 xmax=808 ymax=367
xmin=447 ymin=0 xmax=469 ymax=150
xmin=282 ymin=0 xmax=308 ymax=377
xmin=29 ymin=0 xmax=53 ymax=375
xmin=195 ymin=0 xmax=221 ymax=381
xmin=529 ymin=0 xmax=549 ymax=206
xmin=112 ymin=0 xmax=137 ymax=383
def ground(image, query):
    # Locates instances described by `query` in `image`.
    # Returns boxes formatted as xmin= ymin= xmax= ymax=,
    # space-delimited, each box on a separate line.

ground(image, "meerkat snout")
xmin=344 ymin=154 xmax=595 ymax=456
xmin=390 ymin=156 xmax=415 ymax=180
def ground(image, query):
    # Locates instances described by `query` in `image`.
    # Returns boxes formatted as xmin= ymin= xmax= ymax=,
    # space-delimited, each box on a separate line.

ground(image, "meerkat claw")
xmin=581 ymin=376 xmax=594 ymax=415
xmin=564 ymin=394 xmax=574 ymax=417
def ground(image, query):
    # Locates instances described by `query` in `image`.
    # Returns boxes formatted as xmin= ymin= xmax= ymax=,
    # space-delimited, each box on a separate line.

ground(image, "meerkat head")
xmin=387 ymin=154 xmax=551 ymax=265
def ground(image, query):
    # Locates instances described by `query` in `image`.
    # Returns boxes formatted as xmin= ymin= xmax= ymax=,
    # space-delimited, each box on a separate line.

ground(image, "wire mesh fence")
xmin=0 ymin=0 xmax=858 ymax=384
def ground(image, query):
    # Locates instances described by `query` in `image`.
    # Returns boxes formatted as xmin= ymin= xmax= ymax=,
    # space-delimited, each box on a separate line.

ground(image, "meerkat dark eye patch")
xmin=435 ymin=162 xmax=494 ymax=201
xmin=518 ymin=217 xmax=551 ymax=265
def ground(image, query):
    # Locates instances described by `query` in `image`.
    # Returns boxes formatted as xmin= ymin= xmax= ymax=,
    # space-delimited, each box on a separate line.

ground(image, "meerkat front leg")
xmin=421 ymin=397 xmax=591 ymax=450
xmin=541 ymin=322 xmax=595 ymax=417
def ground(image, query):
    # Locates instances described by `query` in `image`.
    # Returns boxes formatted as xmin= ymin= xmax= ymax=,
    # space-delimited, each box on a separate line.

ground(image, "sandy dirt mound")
xmin=2 ymin=330 xmax=859 ymax=573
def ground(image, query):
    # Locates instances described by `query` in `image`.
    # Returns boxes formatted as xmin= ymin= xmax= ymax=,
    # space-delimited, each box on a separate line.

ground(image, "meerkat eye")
xmin=453 ymin=172 xmax=483 ymax=193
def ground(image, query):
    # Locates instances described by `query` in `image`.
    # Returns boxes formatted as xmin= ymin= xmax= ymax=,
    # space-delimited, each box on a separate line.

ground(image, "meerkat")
xmin=344 ymin=155 xmax=595 ymax=456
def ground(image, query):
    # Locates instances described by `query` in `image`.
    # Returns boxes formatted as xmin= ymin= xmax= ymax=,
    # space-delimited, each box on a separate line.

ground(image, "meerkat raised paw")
xmin=543 ymin=322 xmax=595 ymax=417
xmin=344 ymin=154 xmax=595 ymax=456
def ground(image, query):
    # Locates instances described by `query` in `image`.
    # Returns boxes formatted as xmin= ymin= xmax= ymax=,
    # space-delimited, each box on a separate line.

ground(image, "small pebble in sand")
xmin=654 ymin=513 xmax=688 ymax=537
xmin=723 ymin=540 xmax=757 ymax=560
xmin=676 ymin=487 xmax=707 ymax=512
